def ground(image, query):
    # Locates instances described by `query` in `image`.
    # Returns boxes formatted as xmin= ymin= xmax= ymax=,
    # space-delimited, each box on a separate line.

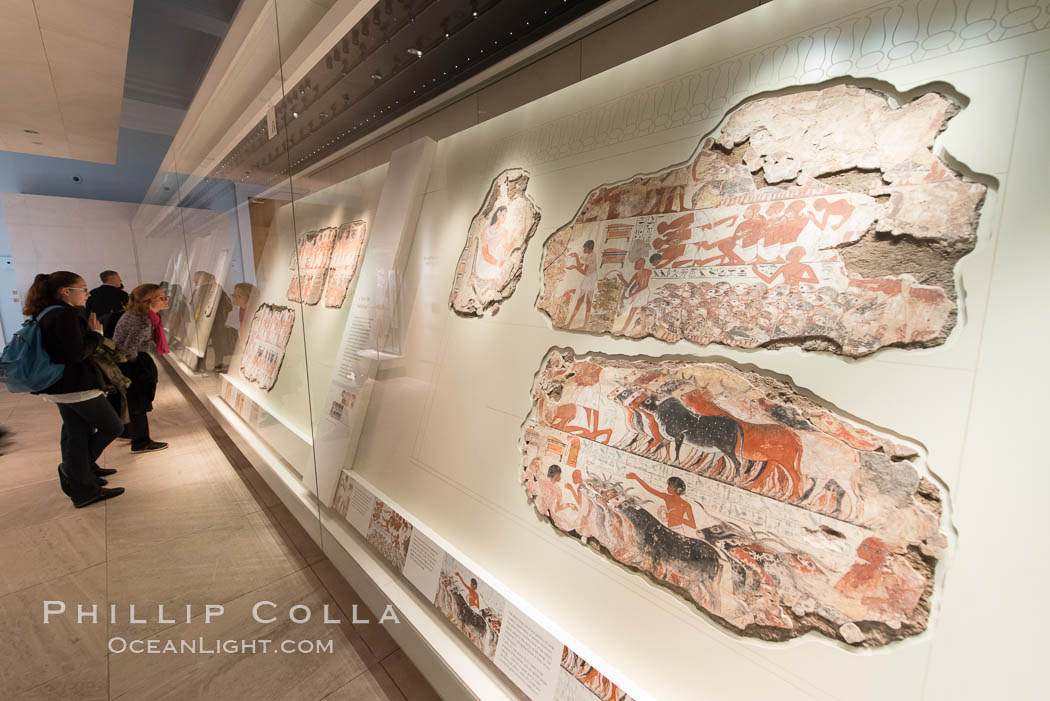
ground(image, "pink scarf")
xmin=148 ymin=310 xmax=170 ymax=354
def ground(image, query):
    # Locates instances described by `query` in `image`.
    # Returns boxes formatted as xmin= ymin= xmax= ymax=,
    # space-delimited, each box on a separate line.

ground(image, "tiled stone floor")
xmin=0 ymin=373 xmax=441 ymax=700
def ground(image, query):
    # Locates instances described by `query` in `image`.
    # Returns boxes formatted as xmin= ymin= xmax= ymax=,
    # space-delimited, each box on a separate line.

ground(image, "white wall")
xmin=1 ymin=193 xmax=231 ymax=313
xmin=1 ymin=194 xmax=145 ymax=300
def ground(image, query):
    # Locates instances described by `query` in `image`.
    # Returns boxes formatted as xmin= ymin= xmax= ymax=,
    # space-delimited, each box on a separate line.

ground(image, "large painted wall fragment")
xmin=538 ymin=84 xmax=985 ymax=355
xmin=450 ymin=168 xmax=542 ymax=316
xmin=239 ymin=303 xmax=295 ymax=391
xmin=288 ymin=227 xmax=336 ymax=305
xmin=521 ymin=350 xmax=947 ymax=645
xmin=324 ymin=221 xmax=369 ymax=308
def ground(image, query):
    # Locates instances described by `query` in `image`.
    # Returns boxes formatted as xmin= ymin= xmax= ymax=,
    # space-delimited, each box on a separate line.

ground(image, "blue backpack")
xmin=0 ymin=305 xmax=65 ymax=393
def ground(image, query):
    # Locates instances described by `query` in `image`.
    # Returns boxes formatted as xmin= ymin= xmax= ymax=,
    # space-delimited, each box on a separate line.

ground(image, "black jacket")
xmin=37 ymin=303 xmax=104 ymax=394
xmin=86 ymin=284 xmax=129 ymax=319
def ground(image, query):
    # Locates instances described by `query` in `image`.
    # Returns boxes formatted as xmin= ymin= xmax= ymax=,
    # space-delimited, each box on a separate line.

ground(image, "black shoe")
xmin=97 ymin=478 xmax=108 ymax=486
xmin=131 ymin=441 xmax=168 ymax=453
xmin=94 ymin=467 xmax=118 ymax=477
xmin=73 ymin=487 xmax=125 ymax=508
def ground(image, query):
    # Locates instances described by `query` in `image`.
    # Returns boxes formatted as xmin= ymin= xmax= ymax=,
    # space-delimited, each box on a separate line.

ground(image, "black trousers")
xmin=128 ymin=411 xmax=152 ymax=450
xmin=56 ymin=395 xmax=123 ymax=503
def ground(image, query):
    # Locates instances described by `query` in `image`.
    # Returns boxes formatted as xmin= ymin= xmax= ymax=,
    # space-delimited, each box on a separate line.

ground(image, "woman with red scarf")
xmin=112 ymin=284 xmax=169 ymax=453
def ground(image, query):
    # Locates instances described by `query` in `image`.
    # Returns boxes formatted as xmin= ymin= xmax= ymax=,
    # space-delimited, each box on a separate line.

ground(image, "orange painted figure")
xmin=752 ymin=246 xmax=819 ymax=288
xmin=651 ymin=213 xmax=695 ymax=268
xmin=811 ymin=197 xmax=855 ymax=230
xmin=626 ymin=472 xmax=696 ymax=531
xmin=835 ymin=537 xmax=923 ymax=622
xmin=696 ymin=204 xmax=765 ymax=266
xmin=455 ymin=572 xmax=481 ymax=609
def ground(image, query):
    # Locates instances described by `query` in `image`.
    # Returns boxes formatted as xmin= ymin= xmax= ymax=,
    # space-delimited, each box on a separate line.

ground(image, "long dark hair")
xmin=23 ymin=271 xmax=81 ymax=316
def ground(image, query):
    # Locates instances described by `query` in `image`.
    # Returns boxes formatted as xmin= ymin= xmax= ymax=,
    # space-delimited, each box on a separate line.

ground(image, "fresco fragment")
xmin=521 ymin=349 xmax=947 ymax=645
xmin=450 ymin=168 xmax=542 ymax=316
xmin=538 ymin=84 xmax=986 ymax=356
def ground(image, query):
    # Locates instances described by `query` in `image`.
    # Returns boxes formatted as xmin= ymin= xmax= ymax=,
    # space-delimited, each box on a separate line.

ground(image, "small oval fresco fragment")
xmin=450 ymin=168 xmax=542 ymax=317
xmin=521 ymin=349 xmax=948 ymax=646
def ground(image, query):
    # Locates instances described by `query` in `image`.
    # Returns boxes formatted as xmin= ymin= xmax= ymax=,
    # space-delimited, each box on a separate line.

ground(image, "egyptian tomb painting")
xmin=556 ymin=646 xmax=635 ymax=701
xmin=435 ymin=553 xmax=505 ymax=660
xmin=239 ymin=303 xmax=296 ymax=391
xmin=449 ymin=168 xmax=542 ymax=316
xmin=287 ymin=227 xmax=336 ymax=305
xmin=366 ymin=499 xmax=413 ymax=571
xmin=521 ymin=349 xmax=947 ymax=646
xmin=324 ymin=221 xmax=369 ymax=308
xmin=538 ymin=84 xmax=986 ymax=356
xmin=331 ymin=470 xmax=354 ymax=516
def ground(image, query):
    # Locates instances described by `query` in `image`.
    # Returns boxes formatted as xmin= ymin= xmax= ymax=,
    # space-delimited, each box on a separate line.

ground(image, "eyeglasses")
xmin=65 ymin=287 xmax=89 ymax=292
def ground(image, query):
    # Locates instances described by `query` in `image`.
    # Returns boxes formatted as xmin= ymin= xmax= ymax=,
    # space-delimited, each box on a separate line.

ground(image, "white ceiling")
xmin=0 ymin=0 xmax=134 ymax=164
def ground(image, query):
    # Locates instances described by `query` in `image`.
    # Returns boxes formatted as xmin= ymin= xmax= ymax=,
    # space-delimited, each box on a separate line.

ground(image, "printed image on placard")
xmin=555 ymin=647 xmax=634 ymax=701
xmin=327 ymin=389 xmax=357 ymax=423
xmin=238 ymin=303 xmax=295 ymax=391
xmin=324 ymin=221 xmax=369 ymax=308
xmin=435 ymin=554 xmax=505 ymax=660
xmin=288 ymin=227 xmax=336 ymax=305
xmin=366 ymin=500 xmax=413 ymax=571
xmin=331 ymin=470 xmax=355 ymax=517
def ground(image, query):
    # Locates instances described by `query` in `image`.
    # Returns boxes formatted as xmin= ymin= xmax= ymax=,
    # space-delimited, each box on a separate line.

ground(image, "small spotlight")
xmin=371 ymin=72 xmax=383 ymax=80
xmin=407 ymin=48 xmax=422 ymax=57
xmin=292 ymin=112 xmax=299 ymax=118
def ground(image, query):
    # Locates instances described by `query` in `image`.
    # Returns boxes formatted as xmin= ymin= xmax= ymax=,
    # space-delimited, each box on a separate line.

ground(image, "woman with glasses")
xmin=23 ymin=271 xmax=125 ymax=507
xmin=111 ymin=284 xmax=169 ymax=453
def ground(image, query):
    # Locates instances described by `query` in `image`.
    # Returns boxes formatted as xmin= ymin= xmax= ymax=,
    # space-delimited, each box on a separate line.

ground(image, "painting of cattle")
xmin=522 ymin=349 xmax=947 ymax=646
xmin=434 ymin=554 xmax=505 ymax=660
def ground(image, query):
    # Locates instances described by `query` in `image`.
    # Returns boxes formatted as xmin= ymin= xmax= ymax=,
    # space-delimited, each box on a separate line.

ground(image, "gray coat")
xmin=112 ymin=312 xmax=154 ymax=354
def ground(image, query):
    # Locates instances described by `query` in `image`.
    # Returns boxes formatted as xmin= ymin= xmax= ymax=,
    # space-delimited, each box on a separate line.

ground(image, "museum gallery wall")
xmin=326 ymin=0 xmax=1048 ymax=699
xmin=226 ymin=163 xmax=387 ymax=438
